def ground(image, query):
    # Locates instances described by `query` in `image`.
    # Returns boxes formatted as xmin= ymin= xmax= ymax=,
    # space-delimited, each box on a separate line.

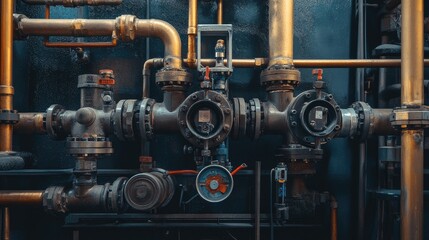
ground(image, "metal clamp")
xmin=390 ymin=107 xmax=429 ymax=129
xmin=0 ymin=110 xmax=19 ymax=124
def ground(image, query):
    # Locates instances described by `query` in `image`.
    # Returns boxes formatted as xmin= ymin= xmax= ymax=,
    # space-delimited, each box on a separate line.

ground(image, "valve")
xmin=287 ymin=70 xmax=341 ymax=147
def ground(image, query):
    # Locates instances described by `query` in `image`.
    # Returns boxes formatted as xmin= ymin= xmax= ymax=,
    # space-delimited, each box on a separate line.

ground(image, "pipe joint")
xmin=115 ymin=15 xmax=137 ymax=41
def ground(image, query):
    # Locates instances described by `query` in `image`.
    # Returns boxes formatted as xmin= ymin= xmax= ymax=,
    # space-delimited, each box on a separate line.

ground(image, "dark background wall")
xmin=8 ymin=1 xmax=358 ymax=239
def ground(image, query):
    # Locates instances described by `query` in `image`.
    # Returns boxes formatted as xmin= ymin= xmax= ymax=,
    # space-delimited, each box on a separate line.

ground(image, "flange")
xmin=177 ymin=90 xmax=233 ymax=148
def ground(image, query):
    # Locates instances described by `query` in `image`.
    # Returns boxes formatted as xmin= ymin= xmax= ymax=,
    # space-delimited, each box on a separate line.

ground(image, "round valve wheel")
xmin=195 ymin=165 xmax=233 ymax=203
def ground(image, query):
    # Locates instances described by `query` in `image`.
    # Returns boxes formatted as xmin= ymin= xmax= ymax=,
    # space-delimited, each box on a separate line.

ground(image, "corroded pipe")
xmin=0 ymin=191 xmax=44 ymax=206
xmin=13 ymin=113 xmax=46 ymax=134
xmin=400 ymin=1 xmax=424 ymax=240
xmin=14 ymin=15 xmax=183 ymax=69
xmin=268 ymin=0 xmax=294 ymax=67
xmin=21 ymin=0 xmax=122 ymax=6
xmin=0 ymin=0 xmax=15 ymax=152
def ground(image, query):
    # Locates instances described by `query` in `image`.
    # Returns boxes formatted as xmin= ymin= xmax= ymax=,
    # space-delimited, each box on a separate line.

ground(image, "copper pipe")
xmin=186 ymin=0 xmax=197 ymax=66
xmin=184 ymin=58 xmax=429 ymax=68
xmin=3 ymin=207 xmax=9 ymax=240
xmin=13 ymin=113 xmax=46 ymax=135
xmin=268 ymin=0 xmax=294 ymax=67
xmin=42 ymin=5 xmax=118 ymax=48
xmin=330 ymin=196 xmax=338 ymax=240
xmin=400 ymin=1 xmax=424 ymax=240
xmin=15 ymin=15 xmax=183 ymax=69
xmin=22 ymin=0 xmax=122 ymax=6
xmin=0 ymin=191 xmax=44 ymax=206
xmin=217 ymin=0 xmax=223 ymax=24
xmin=0 ymin=0 xmax=15 ymax=152
xmin=167 ymin=170 xmax=198 ymax=175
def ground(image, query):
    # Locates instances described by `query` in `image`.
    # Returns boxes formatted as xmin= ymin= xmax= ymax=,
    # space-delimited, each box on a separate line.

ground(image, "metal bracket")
xmin=0 ymin=110 xmax=19 ymax=124
xmin=390 ymin=106 xmax=429 ymax=129
xmin=197 ymin=24 xmax=233 ymax=72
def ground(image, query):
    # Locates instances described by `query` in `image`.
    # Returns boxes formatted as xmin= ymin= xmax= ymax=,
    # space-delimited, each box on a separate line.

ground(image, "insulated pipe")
xmin=0 ymin=191 xmax=43 ymax=206
xmin=14 ymin=15 xmax=183 ymax=69
xmin=21 ymin=0 xmax=122 ymax=6
xmin=400 ymin=1 xmax=424 ymax=240
xmin=268 ymin=0 xmax=294 ymax=67
xmin=0 ymin=0 xmax=15 ymax=152
xmin=186 ymin=0 xmax=197 ymax=66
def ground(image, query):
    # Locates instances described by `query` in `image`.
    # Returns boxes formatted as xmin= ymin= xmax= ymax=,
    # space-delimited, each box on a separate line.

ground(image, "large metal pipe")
xmin=268 ymin=0 xmax=294 ymax=67
xmin=186 ymin=0 xmax=197 ymax=65
xmin=14 ymin=15 xmax=183 ymax=69
xmin=184 ymin=58 xmax=429 ymax=69
xmin=13 ymin=113 xmax=46 ymax=134
xmin=0 ymin=191 xmax=44 ymax=206
xmin=400 ymin=1 xmax=424 ymax=239
xmin=0 ymin=0 xmax=15 ymax=152
xmin=21 ymin=0 xmax=122 ymax=6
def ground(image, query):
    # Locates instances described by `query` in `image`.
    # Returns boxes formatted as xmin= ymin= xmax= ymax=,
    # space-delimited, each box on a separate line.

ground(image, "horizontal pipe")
xmin=14 ymin=15 xmax=182 ymax=69
xmin=21 ymin=0 xmax=122 ymax=6
xmin=13 ymin=112 xmax=46 ymax=134
xmin=0 ymin=191 xmax=44 ymax=206
xmin=372 ymin=109 xmax=398 ymax=135
xmin=184 ymin=58 xmax=429 ymax=68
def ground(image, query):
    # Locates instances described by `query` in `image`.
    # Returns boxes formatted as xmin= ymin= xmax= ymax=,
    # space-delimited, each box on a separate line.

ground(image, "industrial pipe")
xmin=0 ymin=0 xmax=15 ymax=152
xmin=4 ymin=207 xmax=10 ymax=240
xmin=21 ymin=0 xmax=122 ymax=6
xmin=0 ymin=191 xmax=44 ymax=206
xmin=268 ymin=0 xmax=294 ymax=67
xmin=400 ymin=1 xmax=424 ymax=240
xmin=13 ymin=113 xmax=46 ymax=134
xmin=14 ymin=15 xmax=183 ymax=69
xmin=185 ymin=58 xmax=429 ymax=69
xmin=217 ymin=0 xmax=223 ymax=24
xmin=186 ymin=0 xmax=197 ymax=66
xmin=142 ymin=58 xmax=164 ymax=98
xmin=330 ymin=196 xmax=338 ymax=240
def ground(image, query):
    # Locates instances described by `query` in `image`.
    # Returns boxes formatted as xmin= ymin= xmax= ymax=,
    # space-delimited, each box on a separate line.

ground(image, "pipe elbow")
xmin=136 ymin=19 xmax=182 ymax=69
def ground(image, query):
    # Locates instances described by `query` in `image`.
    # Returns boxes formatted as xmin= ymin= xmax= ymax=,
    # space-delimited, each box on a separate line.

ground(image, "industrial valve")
xmin=177 ymin=90 xmax=233 ymax=149
xmin=286 ymin=69 xmax=342 ymax=147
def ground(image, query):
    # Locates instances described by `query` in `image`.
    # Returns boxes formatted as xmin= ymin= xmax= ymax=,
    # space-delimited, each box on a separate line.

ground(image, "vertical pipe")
xmin=330 ymin=196 xmax=338 ymax=240
xmin=268 ymin=0 xmax=294 ymax=67
xmin=0 ymin=0 xmax=14 ymax=152
xmin=217 ymin=0 xmax=223 ymax=24
xmin=3 ymin=207 xmax=9 ymax=240
xmin=187 ymin=0 xmax=197 ymax=65
xmin=400 ymin=1 xmax=424 ymax=240
xmin=254 ymin=161 xmax=261 ymax=240
xmin=356 ymin=1 xmax=366 ymax=239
